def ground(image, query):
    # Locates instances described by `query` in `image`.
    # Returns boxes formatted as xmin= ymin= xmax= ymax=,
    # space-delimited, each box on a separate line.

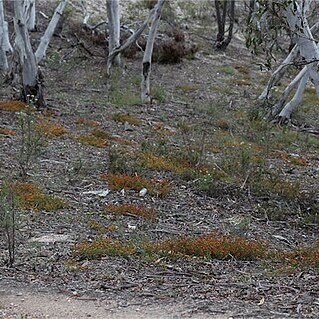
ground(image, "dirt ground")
xmin=1 ymin=1 xmax=319 ymax=319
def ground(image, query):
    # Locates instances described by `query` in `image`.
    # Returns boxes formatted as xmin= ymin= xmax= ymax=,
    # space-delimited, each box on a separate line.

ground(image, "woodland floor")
xmin=1 ymin=1 xmax=319 ymax=318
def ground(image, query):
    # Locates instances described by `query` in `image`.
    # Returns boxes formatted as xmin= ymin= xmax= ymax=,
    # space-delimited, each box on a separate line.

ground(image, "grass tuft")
xmin=74 ymin=238 xmax=136 ymax=259
xmin=112 ymin=113 xmax=141 ymax=126
xmin=8 ymin=181 xmax=67 ymax=211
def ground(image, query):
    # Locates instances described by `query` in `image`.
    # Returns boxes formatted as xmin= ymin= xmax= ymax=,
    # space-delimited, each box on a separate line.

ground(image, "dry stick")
xmin=106 ymin=6 xmax=156 ymax=76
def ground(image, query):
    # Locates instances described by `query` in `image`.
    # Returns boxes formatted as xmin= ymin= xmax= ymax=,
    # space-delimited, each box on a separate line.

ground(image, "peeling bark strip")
xmin=106 ymin=0 xmax=120 ymax=66
xmin=107 ymin=5 xmax=157 ymax=75
xmin=23 ymin=0 xmax=36 ymax=31
xmin=35 ymin=0 xmax=68 ymax=63
xmin=141 ymin=0 xmax=165 ymax=103
xmin=0 ymin=0 xmax=12 ymax=71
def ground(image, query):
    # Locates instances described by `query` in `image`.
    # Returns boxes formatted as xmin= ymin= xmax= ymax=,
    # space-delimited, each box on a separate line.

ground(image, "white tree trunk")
xmin=106 ymin=0 xmax=120 ymax=66
xmin=35 ymin=0 xmax=68 ymax=63
xmin=23 ymin=0 xmax=36 ymax=31
xmin=258 ymin=45 xmax=299 ymax=101
xmin=14 ymin=0 xmax=38 ymax=89
xmin=264 ymin=0 xmax=319 ymax=120
xmin=107 ymin=5 xmax=156 ymax=75
xmin=0 ymin=0 xmax=12 ymax=71
xmin=141 ymin=0 xmax=165 ymax=103
xmin=259 ymin=21 xmax=319 ymax=101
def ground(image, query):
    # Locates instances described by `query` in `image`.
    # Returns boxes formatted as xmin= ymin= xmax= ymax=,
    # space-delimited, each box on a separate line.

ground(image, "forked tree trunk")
xmin=258 ymin=0 xmax=319 ymax=122
xmin=277 ymin=0 xmax=319 ymax=120
xmin=23 ymin=0 xmax=36 ymax=31
xmin=13 ymin=0 xmax=68 ymax=107
xmin=258 ymin=21 xmax=319 ymax=101
xmin=141 ymin=0 xmax=165 ymax=103
xmin=106 ymin=0 xmax=121 ymax=66
xmin=0 ymin=0 xmax=12 ymax=71
xmin=107 ymin=5 xmax=156 ymax=75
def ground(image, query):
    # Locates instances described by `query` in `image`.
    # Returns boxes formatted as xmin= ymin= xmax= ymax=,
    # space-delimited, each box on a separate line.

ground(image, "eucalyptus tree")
xmin=12 ymin=0 xmax=68 ymax=107
xmin=249 ymin=0 xmax=319 ymax=122
xmin=0 ymin=0 xmax=12 ymax=71
xmin=106 ymin=0 xmax=165 ymax=104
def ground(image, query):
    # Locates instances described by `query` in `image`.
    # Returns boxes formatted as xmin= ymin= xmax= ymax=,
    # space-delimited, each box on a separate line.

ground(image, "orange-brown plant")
xmin=105 ymin=203 xmax=157 ymax=221
xmin=102 ymin=173 xmax=171 ymax=197
xmin=0 ymin=127 xmax=15 ymax=136
xmin=9 ymin=181 xmax=67 ymax=211
xmin=75 ymin=134 xmax=108 ymax=148
xmin=76 ymin=117 xmax=100 ymax=127
xmin=112 ymin=113 xmax=141 ymax=126
xmin=145 ymin=233 xmax=267 ymax=260
xmin=0 ymin=101 xmax=27 ymax=112
xmin=138 ymin=152 xmax=190 ymax=174
xmin=36 ymin=117 xmax=67 ymax=138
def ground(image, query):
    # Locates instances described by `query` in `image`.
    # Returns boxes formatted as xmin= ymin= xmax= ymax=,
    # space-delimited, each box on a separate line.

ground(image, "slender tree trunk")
xmin=141 ymin=0 xmax=165 ymax=103
xmin=0 ymin=0 xmax=12 ymax=71
xmin=35 ymin=0 xmax=68 ymax=63
xmin=106 ymin=0 xmax=120 ymax=66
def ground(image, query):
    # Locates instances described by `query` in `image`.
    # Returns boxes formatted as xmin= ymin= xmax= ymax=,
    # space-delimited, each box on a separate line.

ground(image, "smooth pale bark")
xmin=13 ymin=0 xmax=67 ymax=107
xmin=272 ymin=66 xmax=307 ymax=116
xmin=141 ymin=0 xmax=165 ymax=103
xmin=279 ymin=71 xmax=309 ymax=119
xmin=35 ymin=0 xmax=68 ymax=63
xmin=0 ymin=0 xmax=12 ymax=71
xmin=106 ymin=0 xmax=120 ymax=66
xmin=259 ymin=21 xmax=319 ymax=101
xmin=259 ymin=45 xmax=299 ymax=101
xmin=23 ymin=0 xmax=36 ymax=31
xmin=107 ymin=6 xmax=156 ymax=75
xmin=275 ymin=0 xmax=319 ymax=119
xmin=13 ymin=1 xmax=39 ymax=92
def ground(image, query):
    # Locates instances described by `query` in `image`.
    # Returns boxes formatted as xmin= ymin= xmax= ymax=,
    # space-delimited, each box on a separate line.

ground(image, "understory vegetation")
xmin=0 ymin=0 xmax=319 ymax=316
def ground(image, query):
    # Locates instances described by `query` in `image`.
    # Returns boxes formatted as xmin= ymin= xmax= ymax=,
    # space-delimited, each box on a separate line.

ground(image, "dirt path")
xmin=0 ymin=282 xmax=231 ymax=319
